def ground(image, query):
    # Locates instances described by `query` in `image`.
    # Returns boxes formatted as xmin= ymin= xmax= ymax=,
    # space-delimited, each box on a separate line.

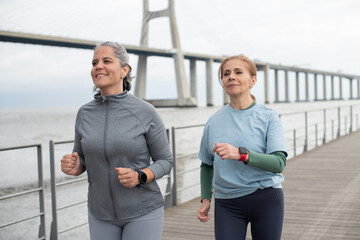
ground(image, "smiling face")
xmin=91 ymin=46 xmax=129 ymax=96
xmin=221 ymin=58 xmax=257 ymax=97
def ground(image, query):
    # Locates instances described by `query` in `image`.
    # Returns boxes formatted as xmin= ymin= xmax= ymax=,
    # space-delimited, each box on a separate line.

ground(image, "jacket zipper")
xmin=103 ymin=100 xmax=118 ymax=219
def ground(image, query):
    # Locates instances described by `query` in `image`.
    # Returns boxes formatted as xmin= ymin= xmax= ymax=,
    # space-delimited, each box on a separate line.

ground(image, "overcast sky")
xmin=0 ymin=0 xmax=359 ymax=108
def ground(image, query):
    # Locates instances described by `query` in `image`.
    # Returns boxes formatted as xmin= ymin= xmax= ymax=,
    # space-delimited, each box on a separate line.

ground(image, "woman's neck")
xmin=229 ymin=95 xmax=254 ymax=110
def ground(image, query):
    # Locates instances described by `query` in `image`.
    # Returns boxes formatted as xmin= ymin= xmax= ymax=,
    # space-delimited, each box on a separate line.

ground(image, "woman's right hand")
xmin=60 ymin=152 xmax=83 ymax=176
xmin=197 ymin=199 xmax=211 ymax=222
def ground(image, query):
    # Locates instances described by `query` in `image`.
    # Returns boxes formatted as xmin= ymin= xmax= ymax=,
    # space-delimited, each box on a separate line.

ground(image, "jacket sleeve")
xmin=145 ymin=111 xmax=173 ymax=180
xmin=72 ymin=109 xmax=86 ymax=173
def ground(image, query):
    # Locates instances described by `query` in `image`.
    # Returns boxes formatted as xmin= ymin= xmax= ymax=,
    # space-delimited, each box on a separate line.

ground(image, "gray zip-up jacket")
xmin=73 ymin=91 xmax=173 ymax=221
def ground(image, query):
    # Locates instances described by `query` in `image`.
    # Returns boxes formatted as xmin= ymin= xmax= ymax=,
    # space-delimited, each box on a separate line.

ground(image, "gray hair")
xmin=93 ymin=41 xmax=134 ymax=91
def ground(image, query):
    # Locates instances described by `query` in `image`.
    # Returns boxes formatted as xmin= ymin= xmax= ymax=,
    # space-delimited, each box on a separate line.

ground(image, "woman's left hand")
xmin=213 ymin=143 xmax=241 ymax=161
xmin=115 ymin=167 xmax=140 ymax=188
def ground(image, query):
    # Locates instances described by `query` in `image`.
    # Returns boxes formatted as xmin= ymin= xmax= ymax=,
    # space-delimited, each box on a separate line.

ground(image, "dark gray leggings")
xmin=215 ymin=188 xmax=284 ymax=240
xmin=88 ymin=207 xmax=164 ymax=240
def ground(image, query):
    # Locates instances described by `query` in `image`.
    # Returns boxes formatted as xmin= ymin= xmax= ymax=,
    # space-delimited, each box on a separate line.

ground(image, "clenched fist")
xmin=197 ymin=199 xmax=211 ymax=222
xmin=60 ymin=152 xmax=83 ymax=176
xmin=115 ymin=167 xmax=140 ymax=188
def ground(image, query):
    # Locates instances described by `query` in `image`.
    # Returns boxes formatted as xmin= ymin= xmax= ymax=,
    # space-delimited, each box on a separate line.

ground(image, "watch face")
xmin=140 ymin=172 xmax=147 ymax=183
xmin=239 ymin=147 xmax=247 ymax=154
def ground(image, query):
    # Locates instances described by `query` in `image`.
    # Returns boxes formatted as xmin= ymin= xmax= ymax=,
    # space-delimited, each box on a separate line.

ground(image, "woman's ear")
xmin=250 ymin=76 xmax=257 ymax=88
xmin=121 ymin=65 xmax=130 ymax=79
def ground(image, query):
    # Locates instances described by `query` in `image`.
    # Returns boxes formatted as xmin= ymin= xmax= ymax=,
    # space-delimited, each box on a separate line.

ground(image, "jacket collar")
xmin=94 ymin=90 xmax=128 ymax=103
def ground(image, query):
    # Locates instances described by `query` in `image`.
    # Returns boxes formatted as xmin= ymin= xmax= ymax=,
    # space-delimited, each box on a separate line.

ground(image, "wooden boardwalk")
xmin=162 ymin=130 xmax=360 ymax=240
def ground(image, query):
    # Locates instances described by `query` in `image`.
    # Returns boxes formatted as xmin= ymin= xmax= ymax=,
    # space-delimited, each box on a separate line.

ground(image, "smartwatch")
xmin=238 ymin=147 xmax=248 ymax=161
xmin=137 ymin=170 xmax=147 ymax=185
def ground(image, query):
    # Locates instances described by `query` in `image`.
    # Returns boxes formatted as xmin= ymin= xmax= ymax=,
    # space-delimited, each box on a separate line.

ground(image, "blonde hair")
xmin=218 ymin=54 xmax=257 ymax=101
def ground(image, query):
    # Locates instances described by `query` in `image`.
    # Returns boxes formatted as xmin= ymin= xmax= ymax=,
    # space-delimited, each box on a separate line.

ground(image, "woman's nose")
xmin=95 ymin=61 xmax=104 ymax=69
xmin=228 ymin=72 xmax=236 ymax=80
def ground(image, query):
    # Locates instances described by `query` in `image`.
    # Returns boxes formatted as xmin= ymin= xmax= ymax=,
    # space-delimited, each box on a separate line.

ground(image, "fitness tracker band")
xmin=238 ymin=146 xmax=248 ymax=161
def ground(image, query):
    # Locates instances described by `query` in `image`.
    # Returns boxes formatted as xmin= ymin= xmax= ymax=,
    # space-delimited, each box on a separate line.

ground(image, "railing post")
xmin=350 ymin=105 xmax=353 ymax=133
xmin=49 ymin=140 xmax=58 ymax=240
xmin=337 ymin=107 xmax=341 ymax=138
xmin=303 ymin=112 xmax=308 ymax=152
xmin=37 ymin=145 xmax=46 ymax=239
xmin=345 ymin=117 xmax=347 ymax=134
xmin=323 ymin=109 xmax=326 ymax=144
xmin=315 ymin=124 xmax=318 ymax=147
xmin=164 ymin=128 xmax=172 ymax=209
xmin=293 ymin=129 xmax=296 ymax=157
xmin=171 ymin=127 xmax=177 ymax=207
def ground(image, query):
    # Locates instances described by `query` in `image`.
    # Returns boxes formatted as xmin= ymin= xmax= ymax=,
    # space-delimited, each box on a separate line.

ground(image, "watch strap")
xmin=238 ymin=147 xmax=248 ymax=161
xmin=239 ymin=154 xmax=247 ymax=161
xmin=136 ymin=170 xmax=147 ymax=184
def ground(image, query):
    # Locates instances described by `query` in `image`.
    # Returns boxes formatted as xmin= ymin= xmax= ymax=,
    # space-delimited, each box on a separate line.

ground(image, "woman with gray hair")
xmin=60 ymin=41 xmax=173 ymax=240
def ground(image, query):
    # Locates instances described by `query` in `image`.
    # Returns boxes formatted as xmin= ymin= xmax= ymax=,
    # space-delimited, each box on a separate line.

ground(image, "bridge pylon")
xmin=134 ymin=0 xmax=197 ymax=107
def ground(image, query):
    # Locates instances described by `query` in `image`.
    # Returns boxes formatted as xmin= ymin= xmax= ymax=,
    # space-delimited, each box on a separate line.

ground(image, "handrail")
xmin=56 ymin=176 xmax=88 ymax=187
xmin=0 ymin=212 xmax=44 ymax=228
xmin=278 ymin=103 xmax=360 ymax=117
xmin=57 ymin=200 xmax=87 ymax=211
xmin=0 ymin=144 xmax=46 ymax=240
xmin=0 ymin=187 xmax=43 ymax=200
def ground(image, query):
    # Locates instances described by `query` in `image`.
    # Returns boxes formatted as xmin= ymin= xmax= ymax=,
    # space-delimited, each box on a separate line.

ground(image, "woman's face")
xmin=221 ymin=59 xmax=256 ymax=97
xmin=91 ymin=46 xmax=128 ymax=95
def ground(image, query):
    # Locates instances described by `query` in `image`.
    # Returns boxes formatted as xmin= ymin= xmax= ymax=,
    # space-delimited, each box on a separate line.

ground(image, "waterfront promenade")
xmin=162 ymin=130 xmax=360 ymax=240
xmin=0 ymin=102 xmax=359 ymax=239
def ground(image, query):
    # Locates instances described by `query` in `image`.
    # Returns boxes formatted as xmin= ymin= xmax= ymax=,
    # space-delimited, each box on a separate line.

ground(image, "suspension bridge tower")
xmin=134 ymin=0 xmax=197 ymax=107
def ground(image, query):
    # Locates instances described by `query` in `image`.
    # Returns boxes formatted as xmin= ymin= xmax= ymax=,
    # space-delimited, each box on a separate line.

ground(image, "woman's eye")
xmin=223 ymin=73 xmax=229 ymax=76
xmin=92 ymin=61 xmax=97 ymax=66
xmin=236 ymin=71 xmax=242 ymax=74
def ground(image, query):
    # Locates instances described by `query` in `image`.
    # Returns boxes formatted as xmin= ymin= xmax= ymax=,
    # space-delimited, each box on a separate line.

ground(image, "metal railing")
xmin=0 ymin=144 xmax=46 ymax=240
xmin=1 ymin=103 xmax=359 ymax=239
xmin=48 ymin=140 xmax=87 ymax=240
xmin=170 ymin=124 xmax=204 ymax=206
xmin=280 ymin=104 xmax=359 ymax=158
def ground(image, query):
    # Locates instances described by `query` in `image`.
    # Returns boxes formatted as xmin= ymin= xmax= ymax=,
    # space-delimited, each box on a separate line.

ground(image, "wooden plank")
xmin=162 ymin=130 xmax=360 ymax=239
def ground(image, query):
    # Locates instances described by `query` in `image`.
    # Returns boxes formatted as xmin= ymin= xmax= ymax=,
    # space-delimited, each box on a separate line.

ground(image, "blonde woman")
xmin=197 ymin=55 xmax=287 ymax=240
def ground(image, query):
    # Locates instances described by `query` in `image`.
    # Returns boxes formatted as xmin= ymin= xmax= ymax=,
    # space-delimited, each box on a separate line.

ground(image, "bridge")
xmin=1 ymin=0 xmax=360 ymax=107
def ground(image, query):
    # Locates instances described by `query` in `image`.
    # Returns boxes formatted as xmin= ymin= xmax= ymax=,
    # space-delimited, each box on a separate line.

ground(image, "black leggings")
xmin=215 ymin=187 xmax=284 ymax=240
